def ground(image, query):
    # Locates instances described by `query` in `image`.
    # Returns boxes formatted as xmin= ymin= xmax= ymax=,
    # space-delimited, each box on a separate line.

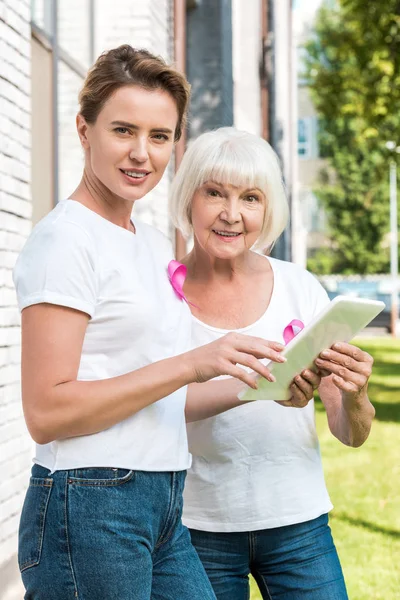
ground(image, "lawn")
xmin=250 ymin=337 xmax=400 ymax=600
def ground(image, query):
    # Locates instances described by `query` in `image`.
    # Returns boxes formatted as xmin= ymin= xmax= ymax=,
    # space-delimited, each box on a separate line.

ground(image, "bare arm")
xmin=22 ymin=304 xmax=285 ymax=444
xmin=316 ymin=343 xmax=375 ymax=447
xmin=186 ymin=378 xmax=246 ymax=422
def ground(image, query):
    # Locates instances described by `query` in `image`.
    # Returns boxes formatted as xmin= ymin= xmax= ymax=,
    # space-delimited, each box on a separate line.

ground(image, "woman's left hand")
xmin=314 ymin=342 xmax=373 ymax=403
xmin=277 ymin=368 xmax=322 ymax=408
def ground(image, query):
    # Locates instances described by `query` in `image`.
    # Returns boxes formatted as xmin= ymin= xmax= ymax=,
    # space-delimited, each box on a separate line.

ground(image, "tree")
xmin=304 ymin=0 xmax=400 ymax=274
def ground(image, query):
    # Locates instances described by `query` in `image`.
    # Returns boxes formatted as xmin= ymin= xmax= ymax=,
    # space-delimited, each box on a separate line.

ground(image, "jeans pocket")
xmin=18 ymin=477 xmax=53 ymax=572
xmin=67 ymin=467 xmax=135 ymax=486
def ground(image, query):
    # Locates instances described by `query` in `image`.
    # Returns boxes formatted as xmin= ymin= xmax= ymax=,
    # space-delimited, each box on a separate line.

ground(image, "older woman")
xmin=169 ymin=127 xmax=375 ymax=600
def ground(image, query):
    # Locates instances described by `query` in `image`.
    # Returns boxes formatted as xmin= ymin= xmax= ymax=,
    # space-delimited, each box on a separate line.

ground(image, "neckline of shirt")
xmin=190 ymin=255 xmax=280 ymax=334
xmin=64 ymin=198 xmax=138 ymax=237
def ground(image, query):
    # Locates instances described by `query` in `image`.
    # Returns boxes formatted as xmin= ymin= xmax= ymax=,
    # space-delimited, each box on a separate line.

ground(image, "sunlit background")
xmin=0 ymin=1 xmax=399 ymax=598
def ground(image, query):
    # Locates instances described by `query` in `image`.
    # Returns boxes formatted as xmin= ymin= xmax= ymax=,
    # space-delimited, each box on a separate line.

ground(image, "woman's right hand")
xmin=185 ymin=332 xmax=286 ymax=388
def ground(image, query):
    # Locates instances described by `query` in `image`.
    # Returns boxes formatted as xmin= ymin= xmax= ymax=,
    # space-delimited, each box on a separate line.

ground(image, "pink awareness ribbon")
xmin=282 ymin=319 xmax=305 ymax=345
xmin=168 ymin=262 xmax=305 ymax=332
xmin=167 ymin=260 xmax=198 ymax=308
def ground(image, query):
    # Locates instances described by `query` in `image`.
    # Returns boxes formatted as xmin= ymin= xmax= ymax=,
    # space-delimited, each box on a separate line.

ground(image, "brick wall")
xmin=0 ymin=0 xmax=32 ymax=593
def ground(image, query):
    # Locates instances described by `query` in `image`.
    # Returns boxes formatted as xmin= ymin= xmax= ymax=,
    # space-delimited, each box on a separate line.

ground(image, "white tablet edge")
xmin=238 ymin=295 xmax=385 ymax=402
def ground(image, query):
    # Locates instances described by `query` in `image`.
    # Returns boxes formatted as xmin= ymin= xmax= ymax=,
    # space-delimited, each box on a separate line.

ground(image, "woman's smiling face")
xmin=190 ymin=180 xmax=266 ymax=259
xmin=77 ymin=84 xmax=178 ymax=202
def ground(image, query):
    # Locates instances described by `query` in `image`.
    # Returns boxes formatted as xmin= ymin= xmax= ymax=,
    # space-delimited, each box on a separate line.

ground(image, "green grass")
xmin=250 ymin=337 xmax=400 ymax=600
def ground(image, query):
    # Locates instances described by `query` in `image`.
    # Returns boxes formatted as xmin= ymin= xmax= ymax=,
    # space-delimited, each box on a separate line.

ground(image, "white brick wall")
xmin=0 ymin=0 xmax=32 ymax=591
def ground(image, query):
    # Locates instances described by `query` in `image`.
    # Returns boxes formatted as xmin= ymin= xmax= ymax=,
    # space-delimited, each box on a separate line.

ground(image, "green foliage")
xmin=304 ymin=0 xmax=400 ymax=274
xmin=307 ymin=248 xmax=337 ymax=275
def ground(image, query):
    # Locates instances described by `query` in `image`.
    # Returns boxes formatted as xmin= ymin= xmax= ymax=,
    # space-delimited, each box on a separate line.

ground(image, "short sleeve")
xmin=13 ymin=220 xmax=97 ymax=317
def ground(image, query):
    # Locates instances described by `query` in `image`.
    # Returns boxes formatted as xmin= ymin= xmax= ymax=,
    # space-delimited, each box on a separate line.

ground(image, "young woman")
xmin=14 ymin=48 xmax=285 ymax=600
xmin=169 ymin=127 xmax=375 ymax=600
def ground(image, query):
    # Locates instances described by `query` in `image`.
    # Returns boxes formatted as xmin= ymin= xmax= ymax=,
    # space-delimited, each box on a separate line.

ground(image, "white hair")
xmin=169 ymin=127 xmax=289 ymax=250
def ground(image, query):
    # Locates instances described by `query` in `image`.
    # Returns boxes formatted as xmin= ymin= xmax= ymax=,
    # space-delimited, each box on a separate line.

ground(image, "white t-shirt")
xmin=182 ymin=257 xmax=333 ymax=532
xmin=13 ymin=199 xmax=192 ymax=473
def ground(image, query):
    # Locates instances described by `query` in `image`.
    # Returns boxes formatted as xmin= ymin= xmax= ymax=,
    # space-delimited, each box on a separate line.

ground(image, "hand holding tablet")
xmin=239 ymin=296 xmax=385 ymax=402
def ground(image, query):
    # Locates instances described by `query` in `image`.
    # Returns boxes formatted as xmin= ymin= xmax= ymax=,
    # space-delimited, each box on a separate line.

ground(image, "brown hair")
xmin=79 ymin=45 xmax=191 ymax=141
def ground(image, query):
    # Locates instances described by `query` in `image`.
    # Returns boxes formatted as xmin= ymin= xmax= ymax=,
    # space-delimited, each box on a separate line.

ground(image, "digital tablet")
xmin=238 ymin=295 xmax=385 ymax=402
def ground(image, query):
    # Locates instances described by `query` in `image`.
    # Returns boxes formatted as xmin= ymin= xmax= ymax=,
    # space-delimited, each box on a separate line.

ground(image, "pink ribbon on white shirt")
xmin=282 ymin=319 xmax=304 ymax=345
xmin=168 ymin=260 xmax=303 ymax=336
xmin=168 ymin=260 xmax=198 ymax=308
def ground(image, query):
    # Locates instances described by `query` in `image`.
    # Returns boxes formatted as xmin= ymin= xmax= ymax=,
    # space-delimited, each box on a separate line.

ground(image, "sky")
xmin=292 ymin=0 xmax=324 ymax=37
xmin=293 ymin=0 xmax=323 ymax=12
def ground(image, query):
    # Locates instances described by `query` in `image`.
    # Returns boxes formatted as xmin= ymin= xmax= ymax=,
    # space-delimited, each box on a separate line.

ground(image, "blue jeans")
xmin=189 ymin=514 xmax=348 ymax=600
xmin=19 ymin=464 xmax=216 ymax=600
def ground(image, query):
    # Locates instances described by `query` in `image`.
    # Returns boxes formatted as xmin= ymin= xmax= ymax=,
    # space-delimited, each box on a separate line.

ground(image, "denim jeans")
xmin=189 ymin=514 xmax=348 ymax=600
xmin=19 ymin=464 xmax=216 ymax=600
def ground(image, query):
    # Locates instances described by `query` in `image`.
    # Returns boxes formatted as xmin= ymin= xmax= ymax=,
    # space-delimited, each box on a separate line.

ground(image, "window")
xmin=58 ymin=63 xmax=85 ymax=202
xmin=301 ymin=191 xmax=327 ymax=233
xmin=31 ymin=0 xmax=52 ymax=35
xmin=298 ymin=117 xmax=319 ymax=159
